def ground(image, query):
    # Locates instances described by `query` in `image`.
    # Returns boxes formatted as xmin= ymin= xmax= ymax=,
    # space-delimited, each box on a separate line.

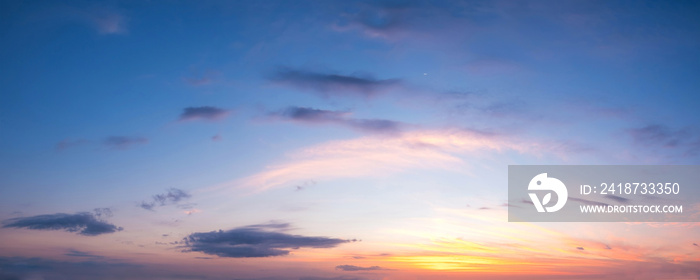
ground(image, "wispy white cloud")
xmin=89 ymin=10 xmax=127 ymax=34
xmin=213 ymin=128 xmax=535 ymax=192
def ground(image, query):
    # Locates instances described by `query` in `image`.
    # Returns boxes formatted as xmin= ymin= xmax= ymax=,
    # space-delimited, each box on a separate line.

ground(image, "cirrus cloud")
xmin=213 ymin=128 xmax=539 ymax=193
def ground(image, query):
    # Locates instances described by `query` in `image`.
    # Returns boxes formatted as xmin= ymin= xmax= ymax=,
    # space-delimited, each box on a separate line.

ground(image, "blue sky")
xmin=1 ymin=1 xmax=700 ymax=279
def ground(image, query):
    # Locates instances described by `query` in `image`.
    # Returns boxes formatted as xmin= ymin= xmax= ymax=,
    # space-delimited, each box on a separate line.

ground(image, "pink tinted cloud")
xmin=216 ymin=128 xmax=534 ymax=192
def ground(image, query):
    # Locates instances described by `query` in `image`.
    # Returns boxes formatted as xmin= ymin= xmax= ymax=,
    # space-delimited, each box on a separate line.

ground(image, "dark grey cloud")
xmin=65 ymin=250 xmax=104 ymax=259
xmin=294 ymin=180 xmax=317 ymax=192
xmin=140 ymin=202 xmax=156 ymax=210
xmin=0 ymin=256 xmax=214 ymax=280
xmin=93 ymin=207 xmax=113 ymax=218
xmin=269 ymin=68 xmax=401 ymax=98
xmin=179 ymin=106 xmax=230 ymax=122
xmin=231 ymin=277 xmax=369 ymax=280
xmin=271 ymin=106 xmax=402 ymax=134
xmin=2 ymin=212 xmax=123 ymax=236
xmin=279 ymin=107 xmax=349 ymax=122
xmin=577 ymin=247 xmax=585 ymax=250
xmin=628 ymin=124 xmax=700 ymax=156
xmin=694 ymin=243 xmax=698 ymax=247
xmin=104 ymin=136 xmax=148 ymax=150
xmin=182 ymin=223 xmax=352 ymax=258
xmin=629 ymin=125 xmax=689 ymax=147
xmin=335 ymin=265 xmax=387 ymax=271
xmin=154 ymin=188 xmax=190 ymax=204
xmin=140 ymin=188 xmax=191 ymax=210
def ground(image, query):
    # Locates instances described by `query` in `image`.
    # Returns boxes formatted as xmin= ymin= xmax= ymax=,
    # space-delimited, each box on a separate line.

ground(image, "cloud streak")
xmin=182 ymin=223 xmax=351 ymax=258
xmin=269 ymin=68 xmax=401 ymax=98
xmin=3 ymin=212 xmax=123 ymax=236
xmin=628 ymin=124 xmax=700 ymax=156
xmin=335 ymin=265 xmax=387 ymax=271
xmin=103 ymin=136 xmax=148 ymax=150
xmin=300 ymin=277 xmax=369 ymax=280
xmin=629 ymin=125 xmax=690 ymax=148
xmin=0 ymin=256 xmax=215 ymax=280
xmin=179 ymin=106 xmax=230 ymax=122
xmin=271 ymin=106 xmax=402 ymax=134
xmin=65 ymin=250 xmax=105 ymax=259
xmin=55 ymin=138 xmax=89 ymax=150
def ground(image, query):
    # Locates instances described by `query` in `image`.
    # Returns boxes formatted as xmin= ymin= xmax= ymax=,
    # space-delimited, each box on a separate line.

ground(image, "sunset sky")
xmin=1 ymin=1 xmax=700 ymax=279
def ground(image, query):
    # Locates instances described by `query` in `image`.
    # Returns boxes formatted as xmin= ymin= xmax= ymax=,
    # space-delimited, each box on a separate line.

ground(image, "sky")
xmin=1 ymin=0 xmax=700 ymax=279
